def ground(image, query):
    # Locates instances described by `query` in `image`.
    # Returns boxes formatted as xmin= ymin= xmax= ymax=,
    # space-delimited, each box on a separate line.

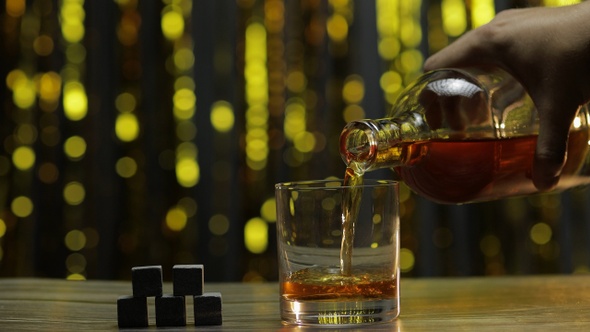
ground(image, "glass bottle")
xmin=339 ymin=66 xmax=590 ymax=204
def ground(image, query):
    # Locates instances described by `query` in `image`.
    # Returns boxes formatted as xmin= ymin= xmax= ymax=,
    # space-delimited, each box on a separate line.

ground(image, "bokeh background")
xmin=1 ymin=0 xmax=590 ymax=282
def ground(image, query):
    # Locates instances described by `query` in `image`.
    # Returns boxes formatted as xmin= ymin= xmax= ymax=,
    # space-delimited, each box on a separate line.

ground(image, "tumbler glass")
xmin=275 ymin=179 xmax=400 ymax=326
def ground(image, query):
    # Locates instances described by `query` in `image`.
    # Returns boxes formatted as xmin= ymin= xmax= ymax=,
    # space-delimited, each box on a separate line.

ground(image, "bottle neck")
xmin=339 ymin=119 xmax=405 ymax=173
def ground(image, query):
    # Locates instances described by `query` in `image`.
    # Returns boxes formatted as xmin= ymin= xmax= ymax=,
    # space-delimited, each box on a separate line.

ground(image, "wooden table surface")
xmin=1 ymin=275 xmax=590 ymax=331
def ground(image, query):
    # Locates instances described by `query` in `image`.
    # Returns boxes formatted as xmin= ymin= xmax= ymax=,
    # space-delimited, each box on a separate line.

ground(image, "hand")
xmin=424 ymin=3 xmax=590 ymax=191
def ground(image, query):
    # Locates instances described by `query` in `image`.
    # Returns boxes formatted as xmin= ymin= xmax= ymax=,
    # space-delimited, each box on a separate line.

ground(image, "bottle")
xmin=339 ymin=66 xmax=590 ymax=204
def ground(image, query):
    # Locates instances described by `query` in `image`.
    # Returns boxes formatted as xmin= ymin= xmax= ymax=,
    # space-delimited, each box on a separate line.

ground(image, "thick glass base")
xmin=280 ymin=297 xmax=399 ymax=326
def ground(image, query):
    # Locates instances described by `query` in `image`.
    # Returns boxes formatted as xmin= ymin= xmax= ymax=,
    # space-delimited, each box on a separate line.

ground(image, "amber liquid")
xmin=281 ymin=267 xmax=397 ymax=301
xmin=281 ymin=166 xmax=395 ymax=303
xmin=389 ymin=130 xmax=590 ymax=204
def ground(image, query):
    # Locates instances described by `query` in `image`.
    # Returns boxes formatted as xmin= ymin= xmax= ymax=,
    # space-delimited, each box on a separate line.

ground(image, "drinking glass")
xmin=275 ymin=179 xmax=400 ymax=326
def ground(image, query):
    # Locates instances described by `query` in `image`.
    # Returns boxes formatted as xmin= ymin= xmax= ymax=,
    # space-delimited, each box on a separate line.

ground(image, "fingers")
xmin=424 ymin=27 xmax=498 ymax=71
xmin=532 ymin=102 xmax=576 ymax=191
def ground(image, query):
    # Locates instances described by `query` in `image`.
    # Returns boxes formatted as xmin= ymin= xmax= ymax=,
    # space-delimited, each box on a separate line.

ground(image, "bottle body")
xmin=340 ymin=67 xmax=590 ymax=204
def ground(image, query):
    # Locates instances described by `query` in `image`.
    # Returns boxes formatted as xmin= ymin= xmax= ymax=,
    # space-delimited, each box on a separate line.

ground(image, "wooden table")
xmin=1 ymin=275 xmax=590 ymax=331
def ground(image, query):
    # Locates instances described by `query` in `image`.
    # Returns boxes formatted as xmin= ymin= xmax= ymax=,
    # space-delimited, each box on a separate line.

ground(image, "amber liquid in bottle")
xmin=391 ymin=129 xmax=590 ymax=204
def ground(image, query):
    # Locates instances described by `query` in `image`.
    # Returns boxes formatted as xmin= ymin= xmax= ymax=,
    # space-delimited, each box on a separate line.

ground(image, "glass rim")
xmin=275 ymin=178 xmax=398 ymax=190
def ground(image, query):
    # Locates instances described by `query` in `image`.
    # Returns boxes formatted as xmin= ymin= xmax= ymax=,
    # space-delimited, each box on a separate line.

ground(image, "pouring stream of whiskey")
xmin=340 ymin=163 xmax=364 ymax=276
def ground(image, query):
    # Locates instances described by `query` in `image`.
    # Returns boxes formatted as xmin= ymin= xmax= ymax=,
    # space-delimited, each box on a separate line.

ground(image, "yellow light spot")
xmin=6 ymin=0 xmax=26 ymax=17
xmin=378 ymin=37 xmax=400 ymax=60
xmin=65 ymin=229 xmax=86 ymax=251
xmin=400 ymin=18 xmax=422 ymax=48
xmin=573 ymin=116 xmax=582 ymax=129
xmin=173 ymin=88 xmax=196 ymax=120
xmin=326 ymin=14 xmax=348 ymax=42
xmin=284 ymin=99 xmax=306 ymax=141
xmin=37 ymin=72 xmax=62 ymax=103
xmin=63 ymin=181 xmax=85 ymax=206
xmin=471 ymin=0 xmax=495 ymax=28
xmin=342 ymin=76 xmax=364 ymax=104
xmin=260 ymin=198 xmax=276 ymax=222
xmin=115 ymin=92 xmax=136 ymax=113
xmin=161 ymin=10 xmax=185 ymax=40
xmin=12 ymin=196 xmax=33 ymax=218
xmin=286 ymin=71 xmax=306 ymax=93
xmin=115 ymin=113 xmax=140 ymax=142
xmin=65 ymin=43 xmax=86 ymax=64
xmin=371 ymin=242 xmax=379 ymax=249
xmin=12 ymin=77 xmax=36 ymax=109
xmin=64 ymin=135 xmax=86 ymax=160
xmin=175 ymin=76 xmax=195 ymax=90
xmin=210 ymin=101 xmax=235 ymax=133
xmin=66 ymin=273 xmax=86 ymax=281
xmin=178 ymin=197 xmax=197 ymax=217
xmin=66 ymin=252 xmax=86 ymax=273
xmin=399 ymin=248 xmax=415 ymax=272
xmin=380 ymin=71 xmax=402 ymax=94
xmin=530 ymin=222 xmax=552 ymax=245
xmin=60 ymin=1 xmax=86 ymax=43
xmin=442 ymin=0 xmax=467 ymax=37
xmin=115 ymin=157 xmax=138 ymax=178
xmin=372 ymin=214 xmax=382 ymax=224
xmin=166 ymin=207 xmax=187 ymax=232
xmin=244 ymin=217 xmax=268 ymax=254
xmin=174 ymin=48 xmax=195 ymax=71
xmin=343 ymin=104 xmax=365 ymax=122
xmin=12 ymin=146 xmax=35 ymax=171
xmin=176 ymin=158 xmax=199 ymax=187
xmin=63 ymin=82 xmax=88 ymax=121
xmin=6 ymin=69 xmax=26 ymax=90
xmin=400 ymin=49 xmax=424 ymax=73
xmin=293 ymin=131 xmax=316 ymax=153
xmin=61 ymin=22 xmax=85 ymax=44
xmin=209 ymin=214 xmax=230 ymax=235
xmin=0 ymin=219 xmax=6 ymax=238
xmin=16 ymin=124 xmax=36 ymax=145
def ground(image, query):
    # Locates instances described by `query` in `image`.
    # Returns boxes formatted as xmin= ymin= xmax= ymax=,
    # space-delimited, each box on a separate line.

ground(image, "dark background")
xmin=1 ymin=0 xmax=589 ymax=282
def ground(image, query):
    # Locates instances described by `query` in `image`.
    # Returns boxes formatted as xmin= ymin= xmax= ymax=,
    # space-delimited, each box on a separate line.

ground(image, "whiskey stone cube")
xmin=155 ymin=294 xmax=186 ymax=327
xmin=193 ymin=292 xmax=222 ymax=326
xmin=117 ymin=295 xmax=148 ymax=328
xmin=131 ymin=265 xmax=163 ymax=297
xmin=173 ymin=264 xmax=204 ymax=296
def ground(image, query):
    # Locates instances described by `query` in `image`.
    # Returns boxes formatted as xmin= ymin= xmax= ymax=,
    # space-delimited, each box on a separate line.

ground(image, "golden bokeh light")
xmin=115 ymin=92 xmax=137 ymax=113
xmin=12 ymin=146 xmax=35 ymax=171
xmin=210 ymin=101 xmax=235 ymax=133
xmin=115 ymin=113 xmax=140 ymax=142
xmin=166 ymin=207 xmax=188 ymax=232
xmin=176 ymin=158 xmax=200 ymax=187
xmin=399 ymin=248 xmax=415 ymax=272
xmin=65 ymin=229 xmax=87 ymax=251
xmin=11 ymin=196 xmax=33 ymax=218
xmin=161 ymin=10 xmax=184 ymax=40
xmin=260 ymin=198 xmax=276 ymax=222
xmin=115 ymin=157 xmax=138 ymax=178
xmin=441 ymin=0 xmax=467 ymax=37
xmin=63 ymin=81 xmax=88 ymax=121
xmin=64 ymin=135 xmax=87 ymax=160
xmin=63 ymin=181 xmax=86 ymax=206
xmin=244 ymin=217 xmax=268 ymax=254
xmin=209 ymin=214 xmax=230 ymax=236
